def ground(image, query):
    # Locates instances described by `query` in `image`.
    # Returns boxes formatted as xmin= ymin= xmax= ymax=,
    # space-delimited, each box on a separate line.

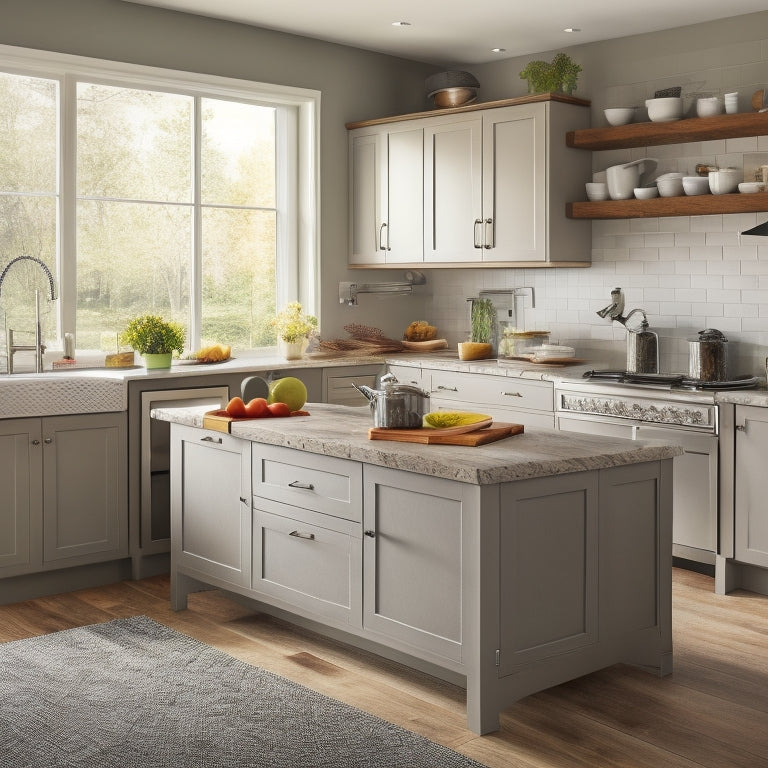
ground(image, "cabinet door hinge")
xmin=495 ymin=649 xmax=500 ymax=667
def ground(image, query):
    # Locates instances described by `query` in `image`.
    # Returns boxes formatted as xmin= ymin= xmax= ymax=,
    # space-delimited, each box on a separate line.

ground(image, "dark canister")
xmin=688 ymin=329 xmax=728 ymax=382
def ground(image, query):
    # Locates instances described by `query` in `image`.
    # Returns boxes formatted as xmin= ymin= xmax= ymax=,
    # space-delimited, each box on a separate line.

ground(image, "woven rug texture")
xmin=0 ymin=615 xmax=488 ymax=768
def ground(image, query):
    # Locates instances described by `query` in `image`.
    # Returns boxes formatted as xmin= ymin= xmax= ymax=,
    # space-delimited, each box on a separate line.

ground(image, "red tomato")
xmin=244 ymin=397 xmax=269 ymax=418
xmin=266 ymin=401 xmax=291 ymax=418
xmin=225 ymin=396 xmax=247 ymax=418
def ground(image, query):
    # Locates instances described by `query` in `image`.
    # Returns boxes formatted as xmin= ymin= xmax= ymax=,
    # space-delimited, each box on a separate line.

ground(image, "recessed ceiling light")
xmin=491 ymin=48 xmax=506 ymax=54
xmin=564 ymin=27 xmax=581 ymax=33
xmin=391 ymin=21 xmax=411 ymax=27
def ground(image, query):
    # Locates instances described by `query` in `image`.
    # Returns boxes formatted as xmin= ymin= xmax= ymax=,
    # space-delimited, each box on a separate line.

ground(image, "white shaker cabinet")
xmin=0 ymin=412 xmax=127 ymax=581
xmin=733 ymin=405 xmax=768 ymax=568
xmin=348 ymin=94 xmax=591 ymax=268
xmin=348 ymin=123 xmax=424 ymax=264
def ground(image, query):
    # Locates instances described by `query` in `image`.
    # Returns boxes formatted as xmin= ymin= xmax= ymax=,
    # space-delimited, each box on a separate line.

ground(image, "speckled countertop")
xmin=152 ymin=402 xmax=682 ymax=486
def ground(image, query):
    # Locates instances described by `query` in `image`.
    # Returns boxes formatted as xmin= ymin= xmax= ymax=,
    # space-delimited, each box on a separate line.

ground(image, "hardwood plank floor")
xmin=1 ymin=567 xmax=767 ymax=767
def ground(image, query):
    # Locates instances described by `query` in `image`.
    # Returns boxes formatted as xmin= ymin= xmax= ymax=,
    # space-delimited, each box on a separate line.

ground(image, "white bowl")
xmin=709 ymin=169 xmax=740 ymax=195
xmin=585 ymin=182 xmax=609 ymax=201
xmin=645 ymin=97 xmax=684 ymax=122
xmin=657 ymin=177 xmax=684 ymax=197
xmin=655 ymin=172 xmax=684 ymax=181
xmin=604 ymin=107 xmax=636 ymax=126
xmin=634 ymin=186 xmax=659 ymax=199
xmin=738 ymin=182 xmax=766 ymax=194
xmin=696 ymin=97 xmax=722 ymax=118
xmin=682 ymin=176 xmax=710 ymax=195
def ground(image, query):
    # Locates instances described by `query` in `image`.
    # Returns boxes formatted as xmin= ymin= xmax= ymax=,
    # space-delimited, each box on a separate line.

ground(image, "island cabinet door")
xmin=251 ymin=498 xmax=362 ymax=628
xmin=362 ymin=465 xmax=466 ymax=663
xmin=170 ymin=425 xmax=252 ymax=588
xmin=497 ymin=471 xmax=599 ymax=677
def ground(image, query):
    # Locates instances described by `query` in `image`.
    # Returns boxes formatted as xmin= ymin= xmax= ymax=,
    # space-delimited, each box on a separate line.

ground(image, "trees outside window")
xmin=0 ymin=49 xmax=317 ymax=361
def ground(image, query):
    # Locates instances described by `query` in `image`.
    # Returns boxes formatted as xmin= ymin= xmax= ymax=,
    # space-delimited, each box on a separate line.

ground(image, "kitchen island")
xmin=153 ymin=403 xmax=681 ymax=734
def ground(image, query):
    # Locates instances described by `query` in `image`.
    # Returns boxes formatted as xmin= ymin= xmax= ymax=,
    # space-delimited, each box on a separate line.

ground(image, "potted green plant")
xmin=271 ymin=302 xmax=318 ymax=360
xmin=121 ymin=314 xmax=186 ymax=369
xmin=520 ymin=53 xmax=581 ymax=95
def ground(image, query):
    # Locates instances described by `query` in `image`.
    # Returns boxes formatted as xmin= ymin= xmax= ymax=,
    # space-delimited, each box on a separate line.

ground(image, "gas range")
xmin=580 ymin=370 xmax=759 ymax=392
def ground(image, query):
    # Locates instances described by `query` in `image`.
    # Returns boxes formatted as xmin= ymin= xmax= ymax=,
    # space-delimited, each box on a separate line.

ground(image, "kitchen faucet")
xmin=0 ymin=255 xmax=58 ymax=374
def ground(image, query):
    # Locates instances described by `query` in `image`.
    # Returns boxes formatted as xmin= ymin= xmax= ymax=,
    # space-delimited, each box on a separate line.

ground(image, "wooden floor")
xmin=2 ymin=567 xmax=768 ymax=767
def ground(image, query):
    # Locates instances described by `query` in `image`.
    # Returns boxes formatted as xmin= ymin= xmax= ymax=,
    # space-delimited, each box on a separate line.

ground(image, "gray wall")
xmin=0 ymin=0 xmax=437 ymax=342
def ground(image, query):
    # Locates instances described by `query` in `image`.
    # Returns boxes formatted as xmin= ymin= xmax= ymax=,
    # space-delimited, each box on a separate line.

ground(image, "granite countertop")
xmin=152 ymin=402 xmax=682 ymax=486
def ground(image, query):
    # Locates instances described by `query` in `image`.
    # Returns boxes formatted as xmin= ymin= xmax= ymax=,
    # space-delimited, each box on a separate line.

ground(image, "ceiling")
xmin=121 ymin=1 xmax=767 ymax=66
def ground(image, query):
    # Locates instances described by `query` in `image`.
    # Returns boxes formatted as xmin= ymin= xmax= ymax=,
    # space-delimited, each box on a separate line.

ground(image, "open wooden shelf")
xmin=567 ymin=192 xmax=768 ymax=220
xmin=566 ymin=112 xmax=768 ymax=151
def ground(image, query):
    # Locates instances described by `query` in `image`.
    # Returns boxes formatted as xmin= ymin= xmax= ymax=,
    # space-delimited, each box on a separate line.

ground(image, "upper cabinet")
xmin=566 ymin=112 xmax=768 ymax=220
xmin=347 ymin=94 xmax=592 ymax=269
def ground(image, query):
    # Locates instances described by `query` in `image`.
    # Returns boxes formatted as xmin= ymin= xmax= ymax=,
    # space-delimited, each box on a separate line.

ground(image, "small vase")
xmin=278 ymin=338 xmax=309 ymax=361
xmin=143 ymin=352 xmax=173 ymax=369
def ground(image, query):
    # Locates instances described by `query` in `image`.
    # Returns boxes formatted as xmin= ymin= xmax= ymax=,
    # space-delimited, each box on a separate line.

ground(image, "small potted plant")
xmin=121 ymin=314 xmax=186 ymax=369
xmin=271 ymin=302 xmax=318 ymax=360
xmin=520 ymin=53 xmax=581 ymax=95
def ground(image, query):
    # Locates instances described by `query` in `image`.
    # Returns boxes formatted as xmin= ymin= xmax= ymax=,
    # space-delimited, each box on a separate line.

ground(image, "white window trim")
xmin=0 ymin=43 xmax=321 ymax=346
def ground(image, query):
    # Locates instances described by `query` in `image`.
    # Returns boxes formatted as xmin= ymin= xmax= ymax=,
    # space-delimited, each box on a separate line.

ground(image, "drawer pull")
xmin=289 ymin=530 xmax=315 ymax=540
xmin=364 ymin=530 xmax=376 ymax=538
xmin=201 ymin=435 xmax=223 ymax=443
xmin=288 ymin=480 xmax=315 ymax=490
xmin=434 ymin=385 xmax=458 ymax=392
xmin=501 ymin=391 xmax=523 ymax=398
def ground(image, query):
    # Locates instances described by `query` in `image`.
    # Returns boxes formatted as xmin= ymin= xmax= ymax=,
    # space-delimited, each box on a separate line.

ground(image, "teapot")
xmin=352 ymin=373 xmax=430 ymax=429
xmin=606 ymin=158 xmax=659 ymax=200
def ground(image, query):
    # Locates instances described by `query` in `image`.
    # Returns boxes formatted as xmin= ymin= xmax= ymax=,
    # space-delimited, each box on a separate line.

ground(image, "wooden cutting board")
xmin=368 ymin=422 xmax=524 ymax=446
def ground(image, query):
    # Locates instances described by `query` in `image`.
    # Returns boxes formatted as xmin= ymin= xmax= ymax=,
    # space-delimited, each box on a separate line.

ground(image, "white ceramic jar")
xmin=708 ymin=168 xmax=741 ymax=195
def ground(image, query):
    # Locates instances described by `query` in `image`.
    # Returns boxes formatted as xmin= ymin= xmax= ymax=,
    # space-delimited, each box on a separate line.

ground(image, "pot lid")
xmin=692 ymin=328 xmax=728 ymax=342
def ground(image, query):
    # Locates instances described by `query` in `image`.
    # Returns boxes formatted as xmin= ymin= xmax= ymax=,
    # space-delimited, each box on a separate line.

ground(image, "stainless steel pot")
xmin=352 ymin=373 xmax=430 ymax=429
xmin=689 ymin=328 xmax=728 ymax=382
xmin=626 ymin=319 xmax=659 ymax=374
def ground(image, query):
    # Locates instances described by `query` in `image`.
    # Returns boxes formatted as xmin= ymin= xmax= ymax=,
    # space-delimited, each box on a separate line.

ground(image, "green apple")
xmin=267 ymin=376 xmax=307 ymax=412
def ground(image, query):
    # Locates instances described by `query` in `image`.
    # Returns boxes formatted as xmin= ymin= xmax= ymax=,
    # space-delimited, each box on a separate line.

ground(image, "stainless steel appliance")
xmin=555 ymin=371 xmax=758 ymax=569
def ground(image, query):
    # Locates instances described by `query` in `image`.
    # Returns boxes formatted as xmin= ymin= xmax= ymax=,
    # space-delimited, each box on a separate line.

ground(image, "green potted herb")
xmin=121 ymin=314 xmax=186 ymax=369
xmin=520 ymin=53 xmax=581 ymax=95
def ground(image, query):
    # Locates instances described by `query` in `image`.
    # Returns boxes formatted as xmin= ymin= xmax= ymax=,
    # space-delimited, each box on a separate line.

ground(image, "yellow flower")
xmin=271 ymin=302 xmax=318 ymax=343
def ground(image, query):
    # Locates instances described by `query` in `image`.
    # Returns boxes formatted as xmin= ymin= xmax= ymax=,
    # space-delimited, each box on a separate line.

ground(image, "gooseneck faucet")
xmin=0 ymin=255 xmax=58 ymax=374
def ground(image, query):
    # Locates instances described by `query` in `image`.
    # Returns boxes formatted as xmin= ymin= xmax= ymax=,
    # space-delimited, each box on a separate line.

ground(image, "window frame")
xmin=0 ymin=43 xmax=320 ymax=351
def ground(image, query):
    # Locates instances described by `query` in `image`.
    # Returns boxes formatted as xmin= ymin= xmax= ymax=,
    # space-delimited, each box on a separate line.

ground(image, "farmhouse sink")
xmin=0 ymin=373 xmax=127 ymax=418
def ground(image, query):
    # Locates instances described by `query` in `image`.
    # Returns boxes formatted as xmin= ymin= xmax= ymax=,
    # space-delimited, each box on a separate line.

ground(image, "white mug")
xmin=724 ymin=92 xmax=739 ymax=114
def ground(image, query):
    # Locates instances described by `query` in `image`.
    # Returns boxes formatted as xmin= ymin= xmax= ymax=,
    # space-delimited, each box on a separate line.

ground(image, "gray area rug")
xmin=0 ymin=615 xmax=488 ymax=768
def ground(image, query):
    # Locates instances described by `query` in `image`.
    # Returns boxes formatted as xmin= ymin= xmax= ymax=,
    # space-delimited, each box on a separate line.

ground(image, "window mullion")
xmin=191 ymin=94 xmax=202 ymax=350
xmin=59 ymin=74 xmax=77 ymax=347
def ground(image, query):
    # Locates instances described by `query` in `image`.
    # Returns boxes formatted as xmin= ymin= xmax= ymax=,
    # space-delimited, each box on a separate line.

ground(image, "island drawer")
xmin=252 ymin=501 xmax=362 ymax=627
xmin=428 ymin=371 xmax=554 ymax=412
xmin=252 ymin=444 xmax=362 ymax=522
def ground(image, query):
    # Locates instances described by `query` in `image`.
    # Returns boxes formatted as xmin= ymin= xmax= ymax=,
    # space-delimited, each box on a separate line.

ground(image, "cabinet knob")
xmin=31 ymin=439 xmax=41 ymax=446
xmin=736 ymin=424 xmax=746 ymax=431
xmin=364 ymin=530 xmax=376 ymax=538
xmin=43 ymin=437 xmax=53 ymax=444
xmin=239 ymin=497 xmax=248 ymax=504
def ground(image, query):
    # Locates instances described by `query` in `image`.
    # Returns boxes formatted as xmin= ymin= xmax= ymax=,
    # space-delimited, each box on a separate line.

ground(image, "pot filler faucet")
xmin=596 ymin=287 xmax=627 ymax=324
xmin=0 ymin=255 xmax=58 ymax=374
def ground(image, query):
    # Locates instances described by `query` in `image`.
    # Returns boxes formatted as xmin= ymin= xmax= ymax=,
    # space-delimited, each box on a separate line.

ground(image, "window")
xmin=0 ymin=46 xmax=318 ymax=361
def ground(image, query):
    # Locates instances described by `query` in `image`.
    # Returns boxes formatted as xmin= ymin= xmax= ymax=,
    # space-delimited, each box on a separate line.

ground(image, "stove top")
xmin=581 ymin=370 xmax=760 ymax=390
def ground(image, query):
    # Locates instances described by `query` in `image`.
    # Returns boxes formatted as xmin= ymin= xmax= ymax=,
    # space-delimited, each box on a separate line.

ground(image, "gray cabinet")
xmin=170 ymin=424 xmax=251 ymax=588
xmin=0 ymin=412 xmax=127 ymax=580
xmin=362 ymin=465 xmax=465 ymax=662
xmin=0 ymin=419 xmax=40 ymax=576
xmin=428 ymin=369 xmax=555 ymax=428
xmin=734 ymin=405 xmax=768 ymax=568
